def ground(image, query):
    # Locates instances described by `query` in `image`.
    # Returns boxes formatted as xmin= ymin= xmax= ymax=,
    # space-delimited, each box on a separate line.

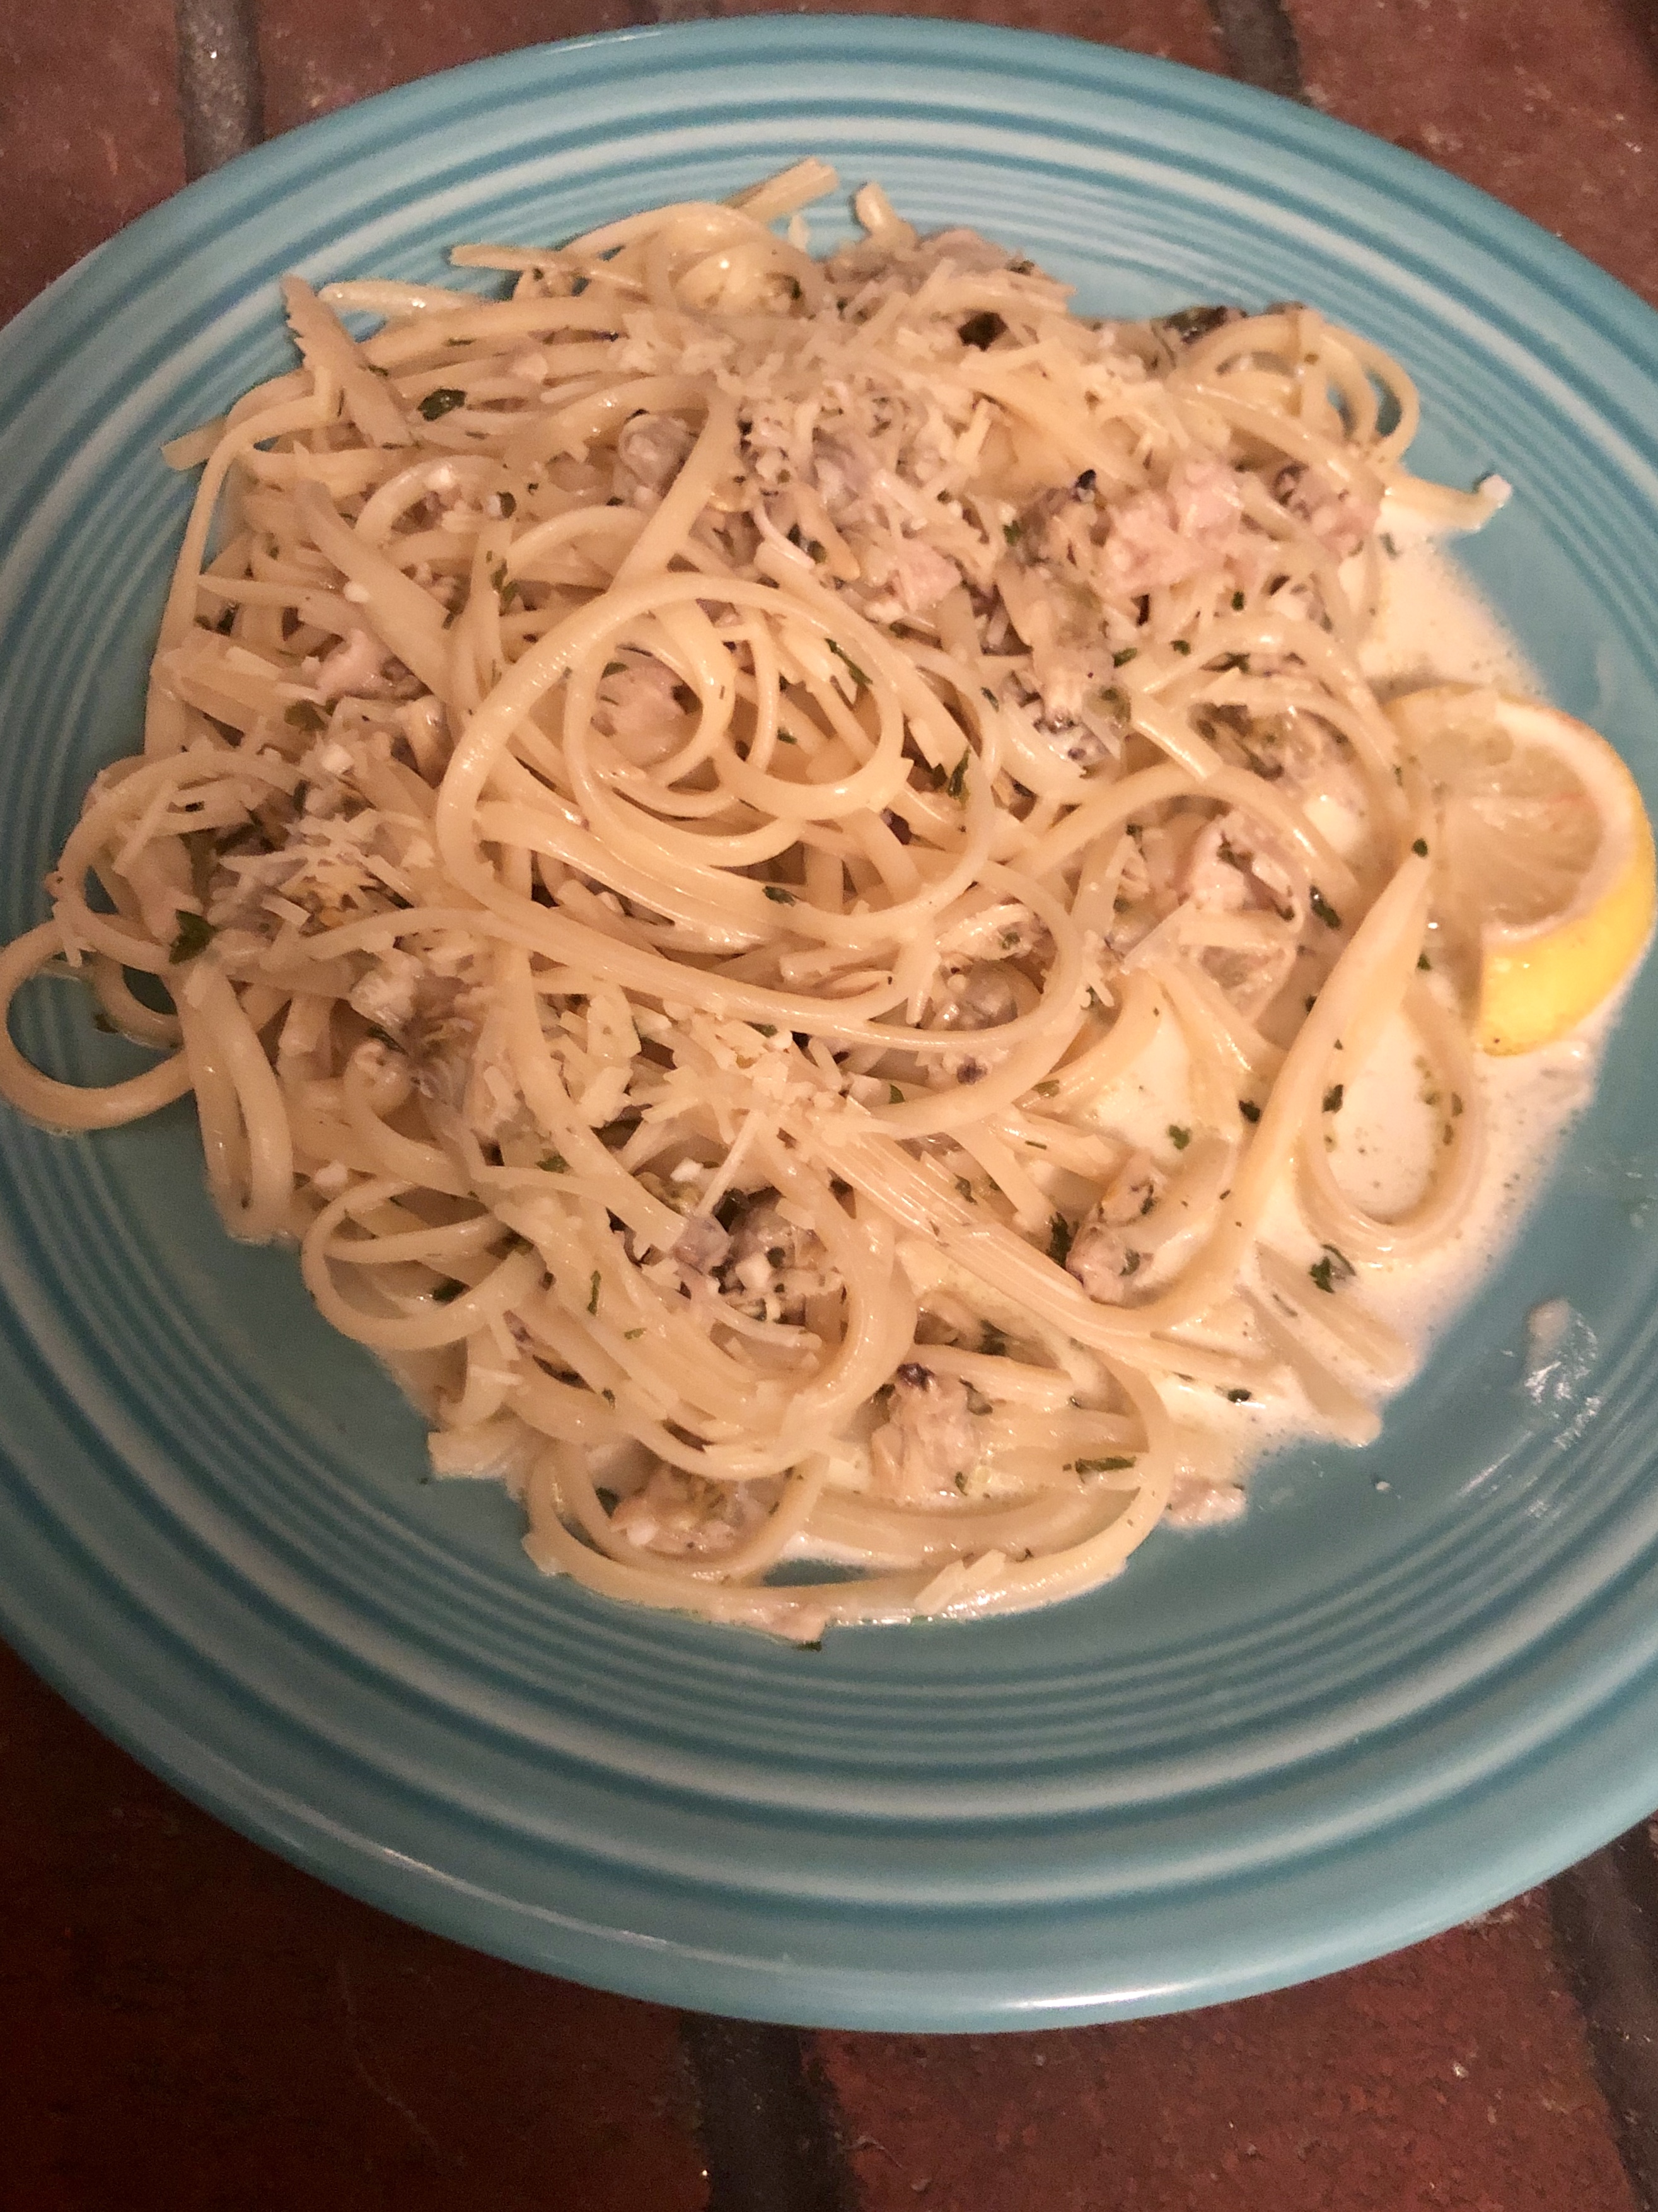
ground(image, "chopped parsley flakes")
xmin=826 ymin=639 xmax=871 ymax=689
xmin=168 ymin=911 xmax=216 ymax=963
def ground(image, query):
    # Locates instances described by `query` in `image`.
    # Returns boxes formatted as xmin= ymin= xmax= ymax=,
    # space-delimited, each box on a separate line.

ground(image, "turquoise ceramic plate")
xmin=3 ymin=18 xmax=1658 ymax=2031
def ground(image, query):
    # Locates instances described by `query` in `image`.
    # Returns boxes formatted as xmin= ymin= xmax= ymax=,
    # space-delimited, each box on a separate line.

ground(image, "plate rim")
xmin=3 ymin=13 xmax=1658 ymax=2030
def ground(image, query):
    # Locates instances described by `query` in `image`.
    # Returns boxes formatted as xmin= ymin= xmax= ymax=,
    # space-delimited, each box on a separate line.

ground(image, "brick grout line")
xmin=1205 ymin=0 xmax=1307 ymax=102
xmin=175 ymin=0 xmax=265 ymax=180
xmin=680 ymin=2014 xmax=861 ymax=2212
xmin=1550 ymin=1828 xmax=1658 ymax=2212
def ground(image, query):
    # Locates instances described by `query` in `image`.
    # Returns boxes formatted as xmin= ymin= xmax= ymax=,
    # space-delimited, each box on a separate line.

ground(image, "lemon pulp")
xmin=1387 ymin=685 xmax=1655 ymax=1055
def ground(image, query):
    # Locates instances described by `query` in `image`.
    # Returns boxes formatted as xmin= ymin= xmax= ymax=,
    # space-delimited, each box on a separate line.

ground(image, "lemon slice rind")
xmin=1387 ymin=686 xmax=1655 ymax=1056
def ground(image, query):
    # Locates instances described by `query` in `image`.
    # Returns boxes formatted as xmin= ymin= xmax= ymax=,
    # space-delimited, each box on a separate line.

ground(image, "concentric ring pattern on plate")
xmin=3 ymin=18 xmax=1658 ymax=2028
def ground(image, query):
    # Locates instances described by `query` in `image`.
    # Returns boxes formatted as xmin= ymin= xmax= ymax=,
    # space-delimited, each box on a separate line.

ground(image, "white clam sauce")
xmin=1116 ymin=533 xmax=1623 ymax=1520
xmin=782 ymin=531 xmax=1626 ymax=1556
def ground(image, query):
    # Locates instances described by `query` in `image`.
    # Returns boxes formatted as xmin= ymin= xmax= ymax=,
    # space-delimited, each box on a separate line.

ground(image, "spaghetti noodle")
xmin=0 ymin=164 xmax=1522 ymax=1636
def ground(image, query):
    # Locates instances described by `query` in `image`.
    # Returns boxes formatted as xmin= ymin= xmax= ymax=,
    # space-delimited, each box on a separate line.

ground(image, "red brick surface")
xmin=255 ymin=0 xmax=1222 ymax=136
xmin=4 ymin=3 xmax=1658 ymax=2208
xmin=1290 ymin=0 xmax=1658 ymax=308
xmin=644 ymin=0 xmax=1224 ymax=69
xmin=258 ymin=0 xmax=637 ymax=133
xmin=0 ymin=1643 xmax=708 ymax=2212
xmin=821 ymin=1897 xmax=1638 ymax=2209
xmin=0 ymin=2 xmax=184 ymax=328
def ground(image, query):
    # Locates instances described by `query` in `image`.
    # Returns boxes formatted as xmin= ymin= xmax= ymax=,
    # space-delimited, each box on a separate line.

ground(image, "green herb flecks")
xmin=168 ymin=911 xmax=216 ymax=964
xmin=1309 ymin=886 xmax=1342 ymax=929
xmin=1309 ymin=1244 xmax=1356 ymax=1295
xmin=418 ymin=387 xmax=467 ymax=421
xmin=826 ymin=639 xmax=871 ymax=690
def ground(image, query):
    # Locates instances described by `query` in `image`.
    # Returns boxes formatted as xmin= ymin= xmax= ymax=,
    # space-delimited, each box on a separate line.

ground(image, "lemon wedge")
xmin=1386 ymin=684 xmax=1655 ymax=1055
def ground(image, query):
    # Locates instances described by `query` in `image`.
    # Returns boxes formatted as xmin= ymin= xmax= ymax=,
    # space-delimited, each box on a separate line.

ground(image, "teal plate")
xmin=3 ymin=18 xmax=1658 ymax=2031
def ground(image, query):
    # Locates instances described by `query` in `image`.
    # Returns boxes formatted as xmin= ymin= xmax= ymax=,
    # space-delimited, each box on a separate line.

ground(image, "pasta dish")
xmin=0 ymin=162 xmax=1644 ymax=1639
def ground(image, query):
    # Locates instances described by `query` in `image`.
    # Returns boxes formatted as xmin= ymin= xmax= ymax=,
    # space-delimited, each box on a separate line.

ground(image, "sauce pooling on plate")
xmin=1157 ymin=539 xmax=1636 ymax=1516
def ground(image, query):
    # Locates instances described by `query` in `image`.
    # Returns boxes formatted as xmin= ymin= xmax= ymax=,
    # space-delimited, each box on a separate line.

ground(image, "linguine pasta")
xmin=0 ymin=163 xmax=1516 ymax=1638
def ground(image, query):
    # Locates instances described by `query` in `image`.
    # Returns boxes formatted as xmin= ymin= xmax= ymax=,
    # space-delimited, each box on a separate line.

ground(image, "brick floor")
xmin=820 ymin=1896 xmax=1637 ymax=2211
xmin=0 ymin=1643 xmax=709 ymax=2212
xmin=0 ymin=2 xmax=183 ymax=327
xmin=255 ymin=0 xmax=1224 ymax=136
xmin=1289 ymin=0 xmax=1658 ymax=308
xmin=3 ymin=3 xmax=1658 ymax=2208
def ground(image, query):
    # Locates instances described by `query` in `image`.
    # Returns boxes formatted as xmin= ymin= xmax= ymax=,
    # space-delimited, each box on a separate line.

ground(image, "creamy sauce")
xmin=789 ymin=536 xmax=1628 ymax=1556
xmin=1147 ymin=537 xmax=1621 ymax=1516
xmin=1362 ymin=533 xmax=1531 ymax=699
